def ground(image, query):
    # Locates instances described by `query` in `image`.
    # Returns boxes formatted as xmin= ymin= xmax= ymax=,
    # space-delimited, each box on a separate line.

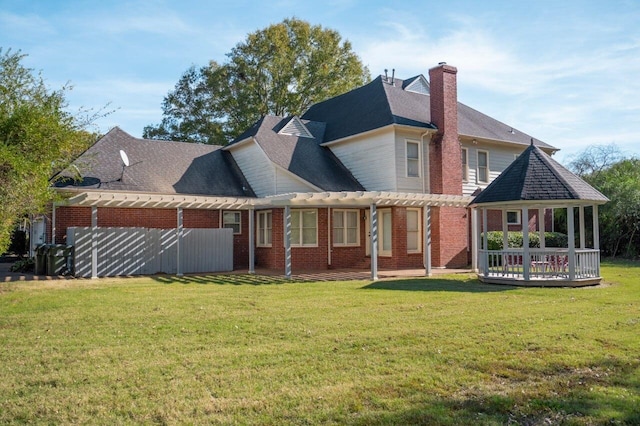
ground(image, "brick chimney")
xmin=428 ymin=63 xmax=467 ymax=269
xmin=429 ymin=63 xmax=462 ymax=196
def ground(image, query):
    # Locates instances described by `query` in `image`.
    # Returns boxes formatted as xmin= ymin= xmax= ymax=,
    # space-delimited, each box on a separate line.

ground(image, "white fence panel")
xmin=67 ymin=227 xmax=233 ymax=277
xmin=182 ymin=228 xmax=233 ymax=273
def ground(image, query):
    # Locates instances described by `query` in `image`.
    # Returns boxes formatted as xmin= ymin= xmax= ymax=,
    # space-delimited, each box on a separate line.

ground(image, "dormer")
xmin=403 ymin=75 xmax=430 ymax=95
xmin=278 ymin=116 xmax=314 ymax=138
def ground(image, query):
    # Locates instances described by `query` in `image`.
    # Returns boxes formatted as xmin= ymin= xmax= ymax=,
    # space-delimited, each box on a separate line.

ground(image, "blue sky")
xmin=1 ymin=0 xmax=639 ymax=164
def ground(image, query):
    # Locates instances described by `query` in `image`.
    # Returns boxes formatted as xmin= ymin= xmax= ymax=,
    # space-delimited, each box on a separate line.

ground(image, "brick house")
xmin=52 ymin=63 xmax=559 ymax=278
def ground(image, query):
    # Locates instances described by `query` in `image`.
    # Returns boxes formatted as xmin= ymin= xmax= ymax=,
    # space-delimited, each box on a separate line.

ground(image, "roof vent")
xmin=279 ymin=116 xmax=314 ymax=138
xmin=405 ymin=75 xmax=430 ymax=95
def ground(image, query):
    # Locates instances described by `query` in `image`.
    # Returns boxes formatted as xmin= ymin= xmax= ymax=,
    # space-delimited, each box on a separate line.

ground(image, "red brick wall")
xmin=485 ymin=209 xmax=549 ymax=232
xmin=98 ymin=207 xmax=176 ymax=228
xmin=183 ymin=209 xmax=219 ymax=228
xmin=53 ymin=206 xmax=91 ymax=243
xmin=376 ymin=207 xmax=425 ymax=269
xmin=328 ymin=208 xmax=368 ymax=269
xmin=256 ymin=206 xmax=430 ymax=271
xmin=255 ymin=208 xmax=330 ymax=271
xmin=429 ymin=206 xmax=468 ymax=268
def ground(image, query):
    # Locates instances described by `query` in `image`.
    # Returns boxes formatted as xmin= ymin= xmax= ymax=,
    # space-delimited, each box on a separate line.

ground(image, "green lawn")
xmin=1 ymin=261 xmax=638 ymax=425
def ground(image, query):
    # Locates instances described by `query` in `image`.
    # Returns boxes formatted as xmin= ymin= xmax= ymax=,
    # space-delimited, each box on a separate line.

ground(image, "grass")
xmin=0 ymin=260 xmax=638 ymax=425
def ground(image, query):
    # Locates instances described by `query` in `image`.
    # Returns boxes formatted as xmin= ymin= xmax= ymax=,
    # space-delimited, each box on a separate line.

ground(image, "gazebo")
xmin=469 ymin=141 xmax=609 ymax=287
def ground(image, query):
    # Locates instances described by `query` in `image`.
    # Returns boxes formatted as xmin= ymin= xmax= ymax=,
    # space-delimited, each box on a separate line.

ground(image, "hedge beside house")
xmin=481 ymin=231 xmax=568 ymax=250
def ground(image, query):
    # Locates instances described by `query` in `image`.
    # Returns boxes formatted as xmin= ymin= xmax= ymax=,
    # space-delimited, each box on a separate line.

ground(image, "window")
xmin=406 ymin=141 xmax=420 ymax=177
xmin=507 ymin=210 xmax=521 ymax=225
xmin=223 ymin=211 xmax=241 ymax=234
xmin=290 ymin=209 xmax=317 ymax=246
xmin=379 ymin=209 xmax=392 ymax=256
xmin=477 ymin=150 xmax=489 ymax=184
xmin=257 ymin=211 xmax=272 ymax=247
xmin=461 ymin=148 xmax=469 ymax=182
xmin=333 ymin=210 xmax=359 ymax=246
xmin=406 ymin=208 xmax=421 ymax=253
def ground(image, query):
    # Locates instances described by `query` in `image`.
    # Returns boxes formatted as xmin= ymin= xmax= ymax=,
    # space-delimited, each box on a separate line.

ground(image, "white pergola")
xmin=57 ymin=189 xmax=472 ymax=279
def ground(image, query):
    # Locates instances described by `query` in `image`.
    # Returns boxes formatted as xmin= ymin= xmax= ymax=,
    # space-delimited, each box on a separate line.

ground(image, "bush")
xmin=9 ymin=257 xmax=34 ymax=273
xmin=482 ymin=231 xmax=568 ymax=250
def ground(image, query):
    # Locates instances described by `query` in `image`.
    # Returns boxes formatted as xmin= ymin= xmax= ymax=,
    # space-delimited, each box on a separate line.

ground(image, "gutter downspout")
xmin=420 ymin=131 xmax=431 ymax=194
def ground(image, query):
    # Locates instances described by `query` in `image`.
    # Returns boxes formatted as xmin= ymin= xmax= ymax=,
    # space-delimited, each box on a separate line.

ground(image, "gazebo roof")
xmin=470 ymin=141 xmax=609 ymax=207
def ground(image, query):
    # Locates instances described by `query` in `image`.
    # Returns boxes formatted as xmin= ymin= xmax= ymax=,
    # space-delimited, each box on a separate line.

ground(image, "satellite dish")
xmin=119 ymin=150 xmax=130 ymax=167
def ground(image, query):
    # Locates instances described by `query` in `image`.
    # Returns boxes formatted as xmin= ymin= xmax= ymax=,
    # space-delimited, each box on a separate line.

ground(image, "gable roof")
xmin=227 ymin=116 xmax=364 ymax=192
xmin=54 ymin=127 xmax=255 ymax=197
xmin=302 ymin=75 xmax=556 ymax=151
xmin=470 ymin=142 xmax=608 ymax=206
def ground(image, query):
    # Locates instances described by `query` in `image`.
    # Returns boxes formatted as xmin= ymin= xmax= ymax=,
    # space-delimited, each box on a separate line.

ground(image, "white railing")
xmin=479 ymin=248 xmax=600 ymax=281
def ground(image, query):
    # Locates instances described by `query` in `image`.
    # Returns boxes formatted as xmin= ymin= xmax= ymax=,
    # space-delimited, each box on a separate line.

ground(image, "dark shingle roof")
xmin=302 ymin=75 xmax=556 ymax=150
xmin=470 ymin=142 xmax=608 ymax=205
xmin=54 ymin=127 xmax=255 ymax=197
xmin=229 ymin=116 xmax=364 ymax=192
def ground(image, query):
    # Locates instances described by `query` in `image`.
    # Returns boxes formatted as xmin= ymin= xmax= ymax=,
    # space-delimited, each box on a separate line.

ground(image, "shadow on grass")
xmin=362 ymin=277 xmax=517 ymax=293
xmin=150 ymin=274 xmax=306 ymax=286
xmin=349 ymin=357 xmax=640 ymax=425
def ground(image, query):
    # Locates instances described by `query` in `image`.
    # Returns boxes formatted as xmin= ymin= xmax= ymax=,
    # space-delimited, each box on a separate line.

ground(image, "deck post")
xmin=370 ymin=204 xmax=378 ymax=280
xmin=579 ymin=206 xmax=586 ymax=249
xmin=424 ymin=205 xmax=432 ymax=277
xmin=567 ymin=206 xmax=576 ymax=281
xmin=284 ymin=206 xmax=292 ymax=279
xmin=482 ymin=208 xmax=488 ymax=277
xmin=593 ymin=204 xmax=600 ymax=277
xmin=523 ymin=207 xmax=530 ymax=281
xmin=471 ymin=208 xmax=478 ymax=272
xmin=502 ymin=208 xmax=508 ymax=251
xmin=248 ymin=208 xmax=255 ymax=274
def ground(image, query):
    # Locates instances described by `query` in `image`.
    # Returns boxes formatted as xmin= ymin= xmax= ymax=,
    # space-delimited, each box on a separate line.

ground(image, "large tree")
xmin=144 ymin=18 xmax=370 ymax=144
xmin=0 ymin=49 xmax=95 ymax=253
xmin=569 ymin=145 xmax=640 ymax=258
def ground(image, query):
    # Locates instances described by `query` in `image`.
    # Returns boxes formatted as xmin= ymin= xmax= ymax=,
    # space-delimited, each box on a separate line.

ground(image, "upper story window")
xmin=290 ymin=209 xmax=317 ymax=246
xmin=223 ymin=211 xmax=241 ymax=234
xmin=477 ymin=150 xmax=489 ymax=184
xmin=257 ymin=211 xmax=272 ymax=247
xmin=406 ymin=140 xmax=420 ymax=178
xmin=462 ymin=148 xmax=469 ymax=182
xmin=333 ymin=209 xmax=359 ymax=246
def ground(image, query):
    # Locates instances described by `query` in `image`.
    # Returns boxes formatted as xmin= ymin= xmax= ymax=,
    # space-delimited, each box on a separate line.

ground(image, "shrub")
xmin=482 ymin=231 xmax=568 ymax=250
xmin=9 ymin=257 xmax=34 ymax=273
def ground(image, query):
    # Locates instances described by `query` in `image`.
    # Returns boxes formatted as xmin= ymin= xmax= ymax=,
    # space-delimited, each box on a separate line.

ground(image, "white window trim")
xmin=332 ymin=209 xmax=360 ymax=247
xmin=222 ymin=211 xmax=242 ymax=235
xmin=406 ymin=208 xmax=422 ymax=254
xmin=289 ymin=209 xmax=318 ymax=247
xmin=378 ymin=208 xmax=393 ymax=257
xmin=477 ymin=150 xmax=490 ymax=184
xmin=406 ymin=140 xmax=421 ymax=178
xmin=462 ymin=148 xmax=469 ymax=183
xmin=507 ymin=210 xmax=521 ymax=226
xmin=257 ymin=210 xmax=272 ymax=247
